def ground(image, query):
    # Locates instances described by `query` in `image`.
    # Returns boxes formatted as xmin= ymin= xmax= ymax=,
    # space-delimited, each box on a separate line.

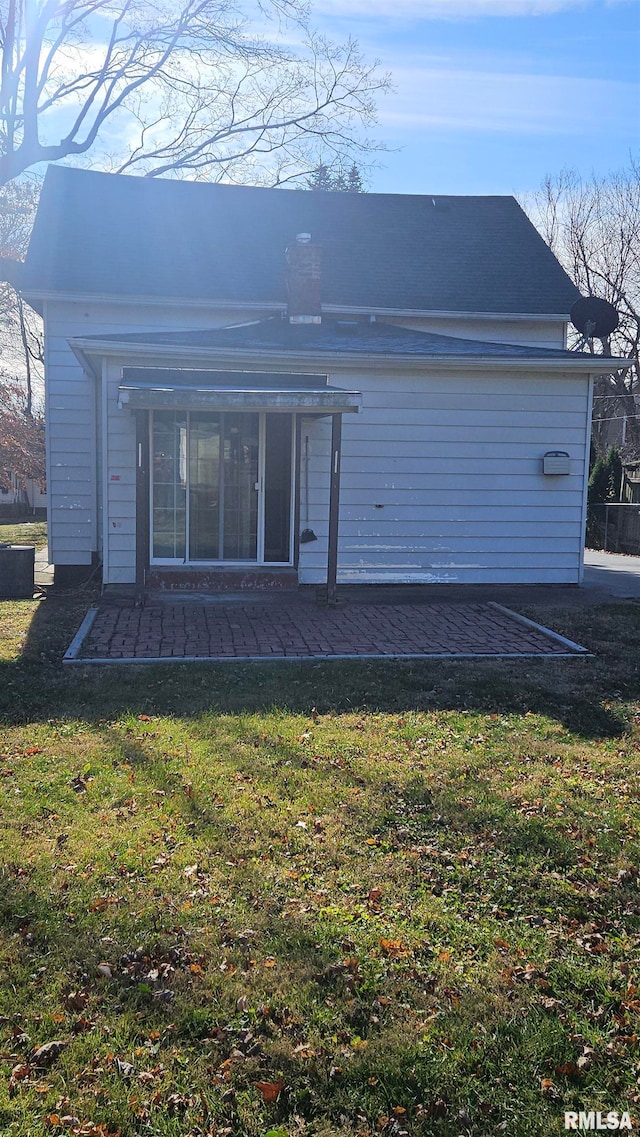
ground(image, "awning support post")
xmin=325 ymin=412 xmax=343 ymax=605
xmin=135 ymin=410 xmax=149 ymax=606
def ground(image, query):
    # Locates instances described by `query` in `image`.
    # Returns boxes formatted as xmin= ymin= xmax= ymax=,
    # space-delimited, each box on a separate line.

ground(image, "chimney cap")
xmin=296 ymin=232 xmax=312 ymax=244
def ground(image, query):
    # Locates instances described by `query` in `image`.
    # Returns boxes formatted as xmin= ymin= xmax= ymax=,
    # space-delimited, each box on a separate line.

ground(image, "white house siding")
xmin=297 ymin=367 xmax=589 ymax=586
xmin=41 ymin=299 xmax=585 ymax=583
xmin=44 ymin=302 xmax=97 ymax=565
xmin=385 ymin=317 xmax=566 ymax=349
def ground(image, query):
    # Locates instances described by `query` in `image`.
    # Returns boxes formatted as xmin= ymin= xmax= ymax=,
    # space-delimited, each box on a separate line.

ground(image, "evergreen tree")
xmin=346 ymin=164 xmax=364 ymax=193
xmin=588 ymin=446 xmax=622 ymax=504
xmin=307 ymin=164 xmax=334 ymax=191
xmin=307 ymin=163 xmax=364 ymax=192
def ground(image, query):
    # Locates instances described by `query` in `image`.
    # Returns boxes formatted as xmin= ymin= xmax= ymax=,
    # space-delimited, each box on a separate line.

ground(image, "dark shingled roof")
xmin=24 ymin=166 xmax=580 ymax=316
xmin=82 ymin=317 xmax=590 ymax=361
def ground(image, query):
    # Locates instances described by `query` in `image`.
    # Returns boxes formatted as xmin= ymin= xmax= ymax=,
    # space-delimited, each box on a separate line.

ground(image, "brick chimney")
xmin=285 ymin=233 xmax=322 ymax=324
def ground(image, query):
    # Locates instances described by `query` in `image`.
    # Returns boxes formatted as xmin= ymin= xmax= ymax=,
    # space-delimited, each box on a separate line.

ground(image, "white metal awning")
xmin=117 ymin=368 xmax=361 ymax=413
xmin=118 ymin=383 xmax=361 ymax=413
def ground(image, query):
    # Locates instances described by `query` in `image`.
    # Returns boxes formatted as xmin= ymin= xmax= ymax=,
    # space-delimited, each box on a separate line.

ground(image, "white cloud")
xmin=314 ymin=0 xmax=623 ymax=18
xmin=379 ymin=63 xmax=636 ymax=135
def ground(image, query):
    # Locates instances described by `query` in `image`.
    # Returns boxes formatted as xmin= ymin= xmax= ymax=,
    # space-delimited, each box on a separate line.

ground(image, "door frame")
xmin=148 ymin=408 xmax=296 ymax=568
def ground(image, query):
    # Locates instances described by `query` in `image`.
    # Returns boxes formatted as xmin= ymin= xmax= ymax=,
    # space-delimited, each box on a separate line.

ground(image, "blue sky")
xmin=312 ymin=0 xmax=640 ymax=195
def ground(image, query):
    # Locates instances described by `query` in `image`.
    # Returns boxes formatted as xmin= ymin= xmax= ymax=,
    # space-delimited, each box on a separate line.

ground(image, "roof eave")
xmin=22 ymin=287 xmax=573 ymax=322
xmin=69 ymin=336 xmax=631 ymax=375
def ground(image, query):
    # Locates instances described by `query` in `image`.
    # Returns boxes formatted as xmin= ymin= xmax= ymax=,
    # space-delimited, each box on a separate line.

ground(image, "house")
xmin=15 ymin=166 xmax=628 ymax=596
xmin=0 ymin=472 xmax=46 ymax=518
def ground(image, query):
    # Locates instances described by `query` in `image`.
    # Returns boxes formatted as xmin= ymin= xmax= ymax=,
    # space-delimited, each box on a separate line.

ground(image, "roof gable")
xmin=24 ymin=166 xmax=580 ymax=316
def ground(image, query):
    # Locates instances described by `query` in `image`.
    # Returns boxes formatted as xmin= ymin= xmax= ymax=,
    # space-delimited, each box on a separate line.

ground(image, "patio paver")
xmin=65 ymin=596 xmax=587 ymax=662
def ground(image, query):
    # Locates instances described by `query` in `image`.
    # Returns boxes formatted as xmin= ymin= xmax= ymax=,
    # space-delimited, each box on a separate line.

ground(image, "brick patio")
xmin=65 ymin=594 xmax=586 ymax=662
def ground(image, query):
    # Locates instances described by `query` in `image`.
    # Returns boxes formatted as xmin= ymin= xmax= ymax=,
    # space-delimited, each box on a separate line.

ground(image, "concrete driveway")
xmin=583 ymin=549 xmax=640 ymax=599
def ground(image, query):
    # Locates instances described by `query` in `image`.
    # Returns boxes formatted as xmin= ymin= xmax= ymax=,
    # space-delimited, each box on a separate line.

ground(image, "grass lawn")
xmin=0 ymin=520 xmax=48 ymax=551
xmin=0 ymin=592 xmax=639 ymax=1136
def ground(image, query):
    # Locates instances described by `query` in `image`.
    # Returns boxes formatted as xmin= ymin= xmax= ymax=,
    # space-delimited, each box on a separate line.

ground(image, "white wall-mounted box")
xmin=543 ymin=451 xmax=571 ymax=476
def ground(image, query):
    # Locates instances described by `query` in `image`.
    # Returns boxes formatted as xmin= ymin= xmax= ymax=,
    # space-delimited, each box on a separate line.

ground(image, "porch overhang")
xmin=117 ymin=368 xmax=361 ymax=414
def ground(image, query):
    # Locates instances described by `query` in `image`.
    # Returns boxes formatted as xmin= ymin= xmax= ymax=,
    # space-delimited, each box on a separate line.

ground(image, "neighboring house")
xmin=15 ymin=166 xmax=628 ymax=596
xmin=592 ymin=395 xmax=640 ymax=460
xmin=0 ymin=472 xmax=46 ymax=512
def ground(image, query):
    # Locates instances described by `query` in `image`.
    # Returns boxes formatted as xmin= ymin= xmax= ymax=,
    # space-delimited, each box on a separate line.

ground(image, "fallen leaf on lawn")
xmin=165 ymin=1092 xmax=192 ymax=1115
xmin=115 ymin=1058 xmax=135 ymax=1078
xmin=255 ymin=1079 xmax=285 ymax=1102
xmin=24 ymin=746 xmax=43 ymax=756
xmin=540 ymin=1078 xmax=561 ymax=1100
xmin=380 ymin=937 xmax=410 ymax=959
xmin=89 ymin=898 xmax=112 ymax=913
xmin=540 ymin=997 xmax=562 ymax=1012
xmin=555 ymin=1061 xmax=582 ymax=1078
xmin=577 ymin=1047 xmax=596 ymax=1071
xmin=442 ymin=987 xmax=461 ymax=1006
xmin=293 ymin=1043 xmax=316 ymax=1058
xmin=64 ymin=991 xmax=89 ymax=1012
xmin=72 ymin=1018 xmax=95 ymax=1034
xmin=438 ymin=950 xmax=451 ymax=963
xmin=96 ymin=963 xmax=113 ymax=979
xmin=263 ymin=957 xmax=276 ymax=967
xmin=31 ymin=1040 xmax=67 ymax=1066
xmin=10 ymin=1062 xmax=30 ymax=1084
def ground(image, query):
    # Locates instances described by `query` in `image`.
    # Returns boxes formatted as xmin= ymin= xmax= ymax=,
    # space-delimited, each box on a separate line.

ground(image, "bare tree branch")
xmin=0 ymin=175 xmax=44 ymax=489
xmin=523 ymin=162 xmax=640 ymax=460
xmin=0 ymin=0 xmax=389 ymax=185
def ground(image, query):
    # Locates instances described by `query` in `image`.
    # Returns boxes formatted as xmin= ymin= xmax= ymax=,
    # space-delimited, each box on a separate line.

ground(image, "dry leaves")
xmin=254 ymin=1079 xmax=285 ymax=1102
xmin=31 ymin=1040 xmax=67 ymax=1067
xmin=379 ymin=938 xmax=410 ymax=960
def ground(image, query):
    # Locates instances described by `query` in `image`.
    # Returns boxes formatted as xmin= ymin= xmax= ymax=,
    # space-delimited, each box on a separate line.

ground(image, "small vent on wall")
xmin=543 ymin=451 xmax=571 ymax=476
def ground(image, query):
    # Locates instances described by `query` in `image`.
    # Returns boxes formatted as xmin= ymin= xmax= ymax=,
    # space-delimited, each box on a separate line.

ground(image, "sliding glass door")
xmin=150 ymin=411 xmax=187 ymax=560
xmin=151 ymin=410 xmax=293 ymax=565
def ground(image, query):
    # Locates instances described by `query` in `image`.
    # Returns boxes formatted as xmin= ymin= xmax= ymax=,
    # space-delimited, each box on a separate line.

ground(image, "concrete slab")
xmin=35 ymin=546 xmax=54 ymax=588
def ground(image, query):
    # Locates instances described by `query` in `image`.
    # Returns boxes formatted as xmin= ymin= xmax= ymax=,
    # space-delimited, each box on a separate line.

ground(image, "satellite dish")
xmin=570 ymin=296 xmax=619 ymax=340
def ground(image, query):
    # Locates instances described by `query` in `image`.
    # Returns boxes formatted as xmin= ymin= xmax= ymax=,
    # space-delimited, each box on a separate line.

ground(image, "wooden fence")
xmin=587 ymin=503 xmax=640 ymax=554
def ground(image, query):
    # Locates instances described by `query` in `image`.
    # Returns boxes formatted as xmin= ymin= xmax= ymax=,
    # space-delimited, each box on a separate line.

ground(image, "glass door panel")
xmin=222 ymin=413 xmax=259 ymax=560
xmin=151 ymin=411 xmax=291 ymax=565
xmin=189 ymin=413 xmax=221 ymax=560
xmin=264 ymin=414 xmax=292 ymax=562
xmin=152 ymin=411 xmax=186 ymax=559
